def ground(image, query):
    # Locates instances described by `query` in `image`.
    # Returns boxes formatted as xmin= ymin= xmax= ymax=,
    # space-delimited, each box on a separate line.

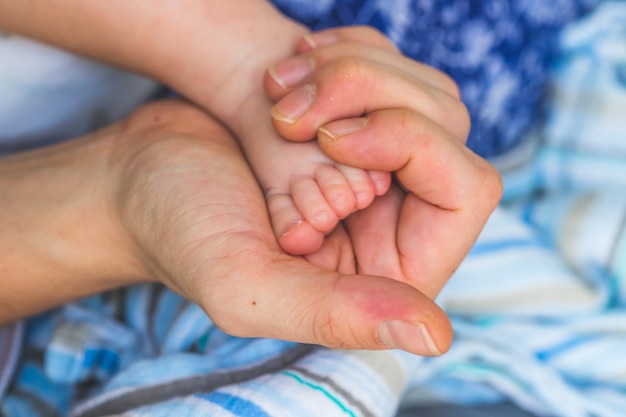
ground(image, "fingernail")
xmin=301 ymin=34 xmax=318 ymax=51
xmin=304 ymin=32 xmax=341 ymax=49
xmin=377 ymin=320 xmax=443 ymax=356
xmin=318 ymin=117 xmax=368 ymax=140
xmin=268 ymin=56 xmax=314 ymax=90
xmin=271 ymin=84 xmax=316 ymax=124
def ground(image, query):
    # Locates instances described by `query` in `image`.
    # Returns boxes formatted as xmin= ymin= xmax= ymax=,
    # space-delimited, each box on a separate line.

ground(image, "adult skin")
xmin=0 ymin=98 xmax=500 ymax=357
xmin=0 ymin=0 xmax=485 ymax=257
xmin=0 ymin=1 xmax=502 ymax=288
xmin=265 ymin=27 xmax=503 ymax=298
xmin=0 ymin=2 xmax=502 ymax=355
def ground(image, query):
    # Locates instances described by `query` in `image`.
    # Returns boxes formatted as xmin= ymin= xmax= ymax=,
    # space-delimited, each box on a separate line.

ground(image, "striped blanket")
xmin=2 ymin=2 xmax=626 ymax=416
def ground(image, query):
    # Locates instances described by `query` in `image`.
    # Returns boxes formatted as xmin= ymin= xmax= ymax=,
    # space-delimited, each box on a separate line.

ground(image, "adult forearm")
xmin=0 ymin=130 xmax=150 ymax=324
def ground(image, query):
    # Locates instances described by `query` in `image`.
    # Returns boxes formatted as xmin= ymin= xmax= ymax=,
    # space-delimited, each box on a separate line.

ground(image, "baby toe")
xmin=267 ymin=191 xmax=325 ymax=255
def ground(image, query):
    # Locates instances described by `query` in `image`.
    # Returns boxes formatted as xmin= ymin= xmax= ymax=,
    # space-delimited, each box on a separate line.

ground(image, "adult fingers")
xmin=296 ymin=26 xmax=401 ymax=54
xmin=320 ymin=110 xmax=494 ymax=209
xmin=322 ymin=109 xmax=503 ymax=292
xmin=342 ymin=185 xmax=466 ymax=298
xmin=266 ymin=54 xmax=470 ymax=143
xmin=267 ymin=39 xmax=460 ymax=103
xmin=121 ymin=101 xmax=454 ymax=356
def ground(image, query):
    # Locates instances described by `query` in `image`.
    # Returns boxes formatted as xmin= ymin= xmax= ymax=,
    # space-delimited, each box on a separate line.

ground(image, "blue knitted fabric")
xmin=270 ymin=0 xmax=599 ymax=158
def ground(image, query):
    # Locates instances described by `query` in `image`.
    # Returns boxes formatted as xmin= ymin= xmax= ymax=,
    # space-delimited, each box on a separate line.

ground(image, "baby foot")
xmin=249 ymin=136 xmax=390 ymax=256
xmin=269 ymin=162 xmax=389 ymax=255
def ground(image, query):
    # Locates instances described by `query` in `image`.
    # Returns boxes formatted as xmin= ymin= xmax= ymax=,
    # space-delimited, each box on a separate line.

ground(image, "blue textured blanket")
xmin=271 ymin=0 xmax=599 ymax=158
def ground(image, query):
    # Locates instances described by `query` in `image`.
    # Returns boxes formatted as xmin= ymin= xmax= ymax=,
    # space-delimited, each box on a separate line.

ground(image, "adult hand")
xmin=265 ymin=27 xmax=503 ymax=298
xmin=0 ymin=100 xmax=452 ymax=356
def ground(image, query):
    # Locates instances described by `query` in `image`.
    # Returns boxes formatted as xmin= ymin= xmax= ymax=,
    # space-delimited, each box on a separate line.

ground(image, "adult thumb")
xmin=200 ymin=255 xmax=453 ymax=357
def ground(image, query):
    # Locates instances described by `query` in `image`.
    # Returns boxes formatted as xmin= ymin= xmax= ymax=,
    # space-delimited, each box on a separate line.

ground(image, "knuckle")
xmin=334 ymin=55 xmax=367 ymax=77
xmin=310 ymin=308 xmax=354 ymax=349
xmin=436 ymin=93 xmax=471 ymax=143
xmin=322 ymin=56 xmax=372 ymax=95
xmin=353 ymin=25 xmax=397 ymax=50
xmin=304 ymin=277 xmax=365 ymax=349
xmin=456 ymin=100 xmax=472 ymax=139
xmin=439 ymin=72 xmax=463 ymax=100
xmin=310 ymin=311 xmax=340 ymax=347
xmin=478 ymin=160 xmax=504 ymax=206
xmin=355 ymin=25 xmax=384 ymax=39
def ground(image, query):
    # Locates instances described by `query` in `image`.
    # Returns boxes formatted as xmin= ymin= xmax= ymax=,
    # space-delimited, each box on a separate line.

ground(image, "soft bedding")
xmin=0 ymin=323 xmax=22 ymax=401
xmin=2 ymin=2 xmax=626 ymax=417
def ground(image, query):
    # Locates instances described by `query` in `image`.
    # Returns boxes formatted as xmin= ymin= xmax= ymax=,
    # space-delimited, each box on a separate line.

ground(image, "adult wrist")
xmin=0 ymin=126 xmax=152 ymax=324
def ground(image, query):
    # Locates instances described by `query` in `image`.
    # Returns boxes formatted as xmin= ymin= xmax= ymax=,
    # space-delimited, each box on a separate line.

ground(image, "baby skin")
xmin=246 ymin=96 xmax=391 ymax=256
xmin=233 ymin=28 xmax=418 ymax=256
xmin=249 ymin=26 xmax=475 ymax=258
xmin=250 ymin=133 xmax=391 ymax=256
xmin=0 ymin=0 xmax=434 ymax=257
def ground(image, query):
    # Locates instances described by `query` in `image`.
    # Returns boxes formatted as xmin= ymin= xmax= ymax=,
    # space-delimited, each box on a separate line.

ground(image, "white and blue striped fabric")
xmin=3 ymin=2 xmax=626 ymax=417
xmin=413 ymin=4 xmax=626 ymax=416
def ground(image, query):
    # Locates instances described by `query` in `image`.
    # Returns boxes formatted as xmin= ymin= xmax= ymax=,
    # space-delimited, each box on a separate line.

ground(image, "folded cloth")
xmin=73 ymin=348 xmax=414 ymax=417
xmin=1 ymin=288 xmax=419 ymax=417
xmin=397 ymin=402 xmax=537 ymax=417
xmin=4 ymin=2 xmax=626 ymax=417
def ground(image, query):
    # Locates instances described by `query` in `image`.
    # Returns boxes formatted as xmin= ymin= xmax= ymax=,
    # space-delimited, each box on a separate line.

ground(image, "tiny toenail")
xmin=271 ymin=84 xmax=316 ymax=124
xmin=374 ymin=179 xmax=389 ymax=195
xmin=332 ymin=194 xmax=347 ymax=205
xmin=268 ymin=56 xmax=313 ymax=89
xmin=281 ymin=220 xmax=302 ymax=237
xmin=356 ymin=192 xmax=369 ymax=203
xmin=312 ymin=211 xmax=329 ymax=225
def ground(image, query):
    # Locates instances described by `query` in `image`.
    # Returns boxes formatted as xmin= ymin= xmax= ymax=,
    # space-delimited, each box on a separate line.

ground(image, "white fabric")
xmin=0 ymin=34 xmax=160 ymax=154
